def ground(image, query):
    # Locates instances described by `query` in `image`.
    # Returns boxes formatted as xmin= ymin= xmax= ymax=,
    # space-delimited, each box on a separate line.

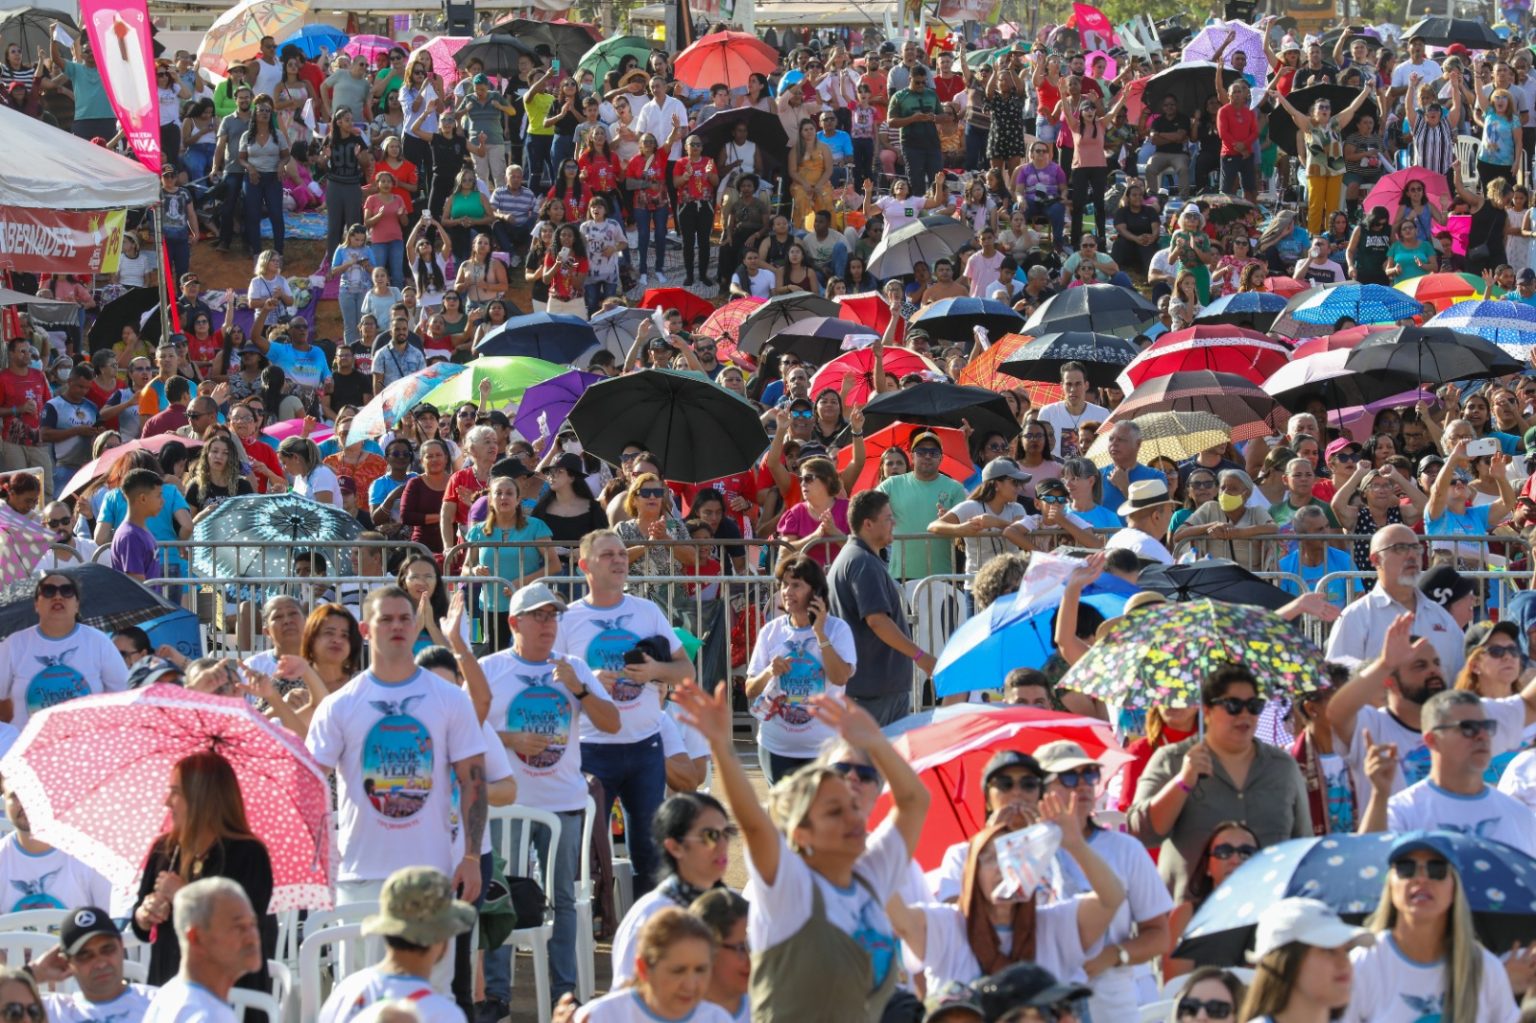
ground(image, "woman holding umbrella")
xmin=1269 ymin=84 xmax=1374 ymax=234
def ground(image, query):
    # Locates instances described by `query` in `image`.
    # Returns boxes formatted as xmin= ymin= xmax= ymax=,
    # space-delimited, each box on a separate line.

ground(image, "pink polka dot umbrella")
xmin=0 ymin=684 xmax=333 ymax=911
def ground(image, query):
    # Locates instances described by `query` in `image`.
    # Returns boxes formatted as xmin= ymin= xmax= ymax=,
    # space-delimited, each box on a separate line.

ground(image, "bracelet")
xmin=1175 ymin=777 xmax=1193 ymax=794
xmin=912 ymin=647 xmax=928 ymax=662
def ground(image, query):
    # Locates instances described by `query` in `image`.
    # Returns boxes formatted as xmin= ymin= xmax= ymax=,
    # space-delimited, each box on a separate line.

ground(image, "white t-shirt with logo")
xmin=575 ymin=989 xmax=732 ymax=1023
xmin=0 ymin=835 xmax=111 ymax=913
xmin=1344 ymin=933 xmax=1518 ymax=1023
xmin=46 ymin=984 xmax=157 ymax=1023
xmin=1341 ymin=698 xmax=1527 ymax=803
xmin=318 ymin=966 xmax=466 ymax=1023
xmin=305 ymin=668 xmax=486 ymax=882
xmin=1037 ymin=401 xmax=1111 ymax=458
xmin=481 ymin=650 xmax=611 ymax=814
xmin=1081 ymin=828 xmax=1175 ymax=1019
xmin=874 ymin=195 xmax=924 ymax=232
xmin=556 ymin=595 xmax=679 ymax=745
xmin=142 ymin=978 xmax=238 ymax=1023
xmin=0 ymin=623 xmax=128 ymax=729
xmin=747 ymin=615 xmax=857 ymax=759
xmin=1385 ymin=780 xmax=1536 ymax=856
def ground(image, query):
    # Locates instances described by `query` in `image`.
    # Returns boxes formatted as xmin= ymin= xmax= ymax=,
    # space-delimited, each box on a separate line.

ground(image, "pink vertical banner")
xmin=1071 ymin=3 xmax=1120 ymax=48
xmin=81 ymin=0 xmax=160 ymax=173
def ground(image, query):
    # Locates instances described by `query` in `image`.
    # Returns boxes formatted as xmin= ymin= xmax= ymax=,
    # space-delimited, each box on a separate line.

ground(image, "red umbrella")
xmin=1290 ymin=323 xmax=1394 ymax=359
xmin=638 ymin=287 xmax=715 ymax=327
xmin=836 ymin=294 xmax=894 ymax=332
xmin=699 ymin=297 xmax=763 ymax=367
xmin=811 ymin=347 xmax=937 ymax=406
xmin=1265 ymin=276 xmax=1309 ymax=298
xmin=61 ymin=434 xmax=206 ymax=500
xmin=673 ymin=30 xmax=779 ymax=89
xmin=1107 ymin=370 xmax=1291 ymax=442
xmin=836 ymin=423 xmax=971 ymax=493
xmin=1363 ymin=167 xmax=1452 ymax=221
xmin=867 ymin=705 xmax=1131 ymax=870
xmin=1118 ymin=325 xmax=1293 ymax=391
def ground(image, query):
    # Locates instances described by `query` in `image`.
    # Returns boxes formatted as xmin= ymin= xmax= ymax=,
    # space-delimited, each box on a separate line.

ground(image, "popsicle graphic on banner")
xmin=81 ymin=0 xmax=161 ymax=172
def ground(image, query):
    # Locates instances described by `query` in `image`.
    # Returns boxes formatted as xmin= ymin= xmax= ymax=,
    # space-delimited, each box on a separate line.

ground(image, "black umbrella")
xmin=0 ymin=7 xmax=77 ymax=56
xmin=998 ymin=332 xmax=1139 ymax=388
xmin=1345 ymin=326 xmax=1524 ymax=384
xmin=0 ymin=563 xmax=178 ymax=639
xmin=1194 ymin=292 xmax=1289 ymax=331
xmin=861 ymin=383 xmax=1019 ymax=440
xmin=909 ymin=297 xmax=1026 ymax=347
xmin=86 ymin=287 xmax=162 ymax=349
xmin=1190 ymin=192 xmax=1260 ymax=226
xmin=765 ymin=317 xmax=876 ymax=364
xmin=692 ymin=107 xmax=791 ymax=179
xmin=454 ymin=34 xmax=539 ymax=77
xmin=1140 ymin=61 xmax=1245 ymax=120
xmin=1138 ymin=559 xmax=1293 ymax=612
xmin=736 ymin=293 xmax=840 ymax=357
xmin=1403 ymin=16 xmax=1504 ymax=49
xmin=475 ymin=311 xmax=600 ymax=364
xmin=1270 ymin=84 xmax=1379 ymax=158
xmin=497 ymin=18 xmax=599 ymax=73
xmin=1020 ymin=284 xmax=1158 ymax=339
xmin=567 ymin=369 xmax=768 ymax=483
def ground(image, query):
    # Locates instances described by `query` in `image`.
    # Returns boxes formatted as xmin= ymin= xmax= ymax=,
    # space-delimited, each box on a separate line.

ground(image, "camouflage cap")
xmin=361 ymin=867 xmax=476 ymax=947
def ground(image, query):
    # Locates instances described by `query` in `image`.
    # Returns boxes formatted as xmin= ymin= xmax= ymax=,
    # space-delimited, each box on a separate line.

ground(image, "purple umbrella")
xmin=514 ymin=370 xmax=603 ymax=454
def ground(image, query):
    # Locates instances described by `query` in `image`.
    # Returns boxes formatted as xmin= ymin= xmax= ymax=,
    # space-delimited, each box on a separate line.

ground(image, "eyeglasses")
xmin=985 ymin=440 xmax=1009 ymax=452
xmin=1176 ymin=997 xmax=1234 ymax=1020
xmin=638 ymin=487 xmax=668 ymax=499
xmin=1392 ymin=858 xmax=1451 ymax=880
xmin=1213 ymin=696 xmax=1266 ymax=716
xmin=519 ymin=608 xmax=563 ymax=623
xmin=913 ymin=448 xmax=943 ymax=458
xmin=1054 ymin=767 xmax=1101 ymax=789
xmin=1431 ymin=718 xmax=1499 ymax=739
xmin=1210 ymin=842 xmax=1259 ymax=861
xmin=38 ymin=583 xmax=77 ymax=599
xmin=988 ymin=774 xmax=1043 ymax=793
xmin=0 ymin=1005 xmax=43 ymax=1022
xmin=719 ymin=940 xmax=751 ymax=956
xmin=686 ymin=825 xmax=740 ymax=847
xmin=832 ymin=762 xmax=881 ymax=785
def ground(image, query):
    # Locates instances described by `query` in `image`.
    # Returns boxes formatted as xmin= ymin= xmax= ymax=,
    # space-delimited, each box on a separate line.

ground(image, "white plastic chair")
xmin=575 ymin=797 xmax=598 ymax=1003
xmin=123 ymin=960 xmax=147 ymax=983
xmin=229 ymin=987 xmax=283 ymax=1023
xmin=490 ymin=805 xmax=563 ymax=1023
xmin=299 ymin=904 xmax=377 ymax=983
xmin=299 ymin=922 xmax=363 ymax=1023
xmin=267 ymin=958 xmax=292 ymax=1016
xmin=1456 ymin=136 xmax=1480 ymax=188
xmin=0 ymin=930 xmax=72 ymax=990
xmin=0 ymin=910 xmax=67 ymax=934
xmin=1139 ymin=1000 xmax=1172 ymax=1023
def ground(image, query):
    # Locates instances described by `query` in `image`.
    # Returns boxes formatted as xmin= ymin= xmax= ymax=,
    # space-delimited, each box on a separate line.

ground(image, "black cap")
xmin=1417 ymin=453 xmax=1446 ymax=474
xmin=486 ymin=409 xmax=511 ymax=429
xmin=974 ymin=963 xmax=1090 ymax=1021
xmin=550 ymin=452 xmax=585 ymax=477
xmin=982 ymin=750 xmax=1044 ymax=789
xmin=490 ymin=457 xmax=532 ymax=480
xmin=61 ymin=907 xmax=119 ymax=956
xmin=788 ymin=395 xmax=814 ymax=410
xmin=1417 ymin=565 xmax=1473 ymax=610
xmin=1465 ymin=619 xmax=1521 ymax=655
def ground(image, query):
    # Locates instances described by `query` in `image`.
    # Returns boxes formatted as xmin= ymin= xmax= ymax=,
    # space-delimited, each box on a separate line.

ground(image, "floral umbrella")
xmin=1059 ymin=598 xmax=1327 ymax=709
xmin=0 ymin=505 xmax=51 ymax=587
xmin=347 ymin=362 xmax=465 ymax=443
xmin=197 ymin=0 xmax=311 ymax=78
xmin=408 ymin=34 xmax=472 ymax=87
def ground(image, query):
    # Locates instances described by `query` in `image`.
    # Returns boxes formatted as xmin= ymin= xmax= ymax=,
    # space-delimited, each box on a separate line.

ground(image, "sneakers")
xmin=473 ymin=998 xmax=509 ymax=1023
xmin=637 ymin=272 xmax=650 ymax=288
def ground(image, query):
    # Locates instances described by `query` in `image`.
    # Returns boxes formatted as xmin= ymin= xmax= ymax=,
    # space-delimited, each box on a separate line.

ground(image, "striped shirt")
xmin=1412 ymin=116 xmax=1455 ymax=174
xmin=490 ymin=184 xmax=538 ymax=226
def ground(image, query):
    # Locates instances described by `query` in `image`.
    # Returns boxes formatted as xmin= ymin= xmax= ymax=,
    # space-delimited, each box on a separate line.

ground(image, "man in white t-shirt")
xmin=142 ymin=878 xmax=263 ymax=1023
xmin=0 ymin=785 xmax=111 ymax=914
xmin=1037 ymin=362 xmax=1110 ymax=459
xmin=480 ymin=581 xmax=618 ymax=1009
xmin=1361 ymin=688 xmax=1536 ymax=855
xmin=318 ymin=866 xmax=476 ymax=1023
xmin=1389 ymin=35 xmax=1444 ymax=101
xmin=30 ymin=905 xmax=158 ymax=1023
xmin=729 ymin=248 xmax=778 ymax=300
xmin=634 ymin=75 xmax=689 ymax=161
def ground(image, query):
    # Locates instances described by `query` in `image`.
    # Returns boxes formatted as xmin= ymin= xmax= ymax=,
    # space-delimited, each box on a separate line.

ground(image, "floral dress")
xmin=986 ymin=88 xmax=1027 ymax=161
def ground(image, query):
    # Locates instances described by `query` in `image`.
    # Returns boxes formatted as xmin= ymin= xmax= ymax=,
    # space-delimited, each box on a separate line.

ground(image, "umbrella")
xmin=0 ymin=564 xmax=199 ymax=656
xmin=1139 ymin=61 xmax=1245 ymax=120
xmin=1346 ymin=325 xmax=1524 ymax=384
xmin=960 ymin=333 xmax=1062 ymax=406
xmin=1083 ymin=410 xmax=1231 ymax=469
xmin=861 ymin=383 xmax=1019 ymax=440
xmin=512 ymin=369 xmax=602 ymax=453
xmin=835 ymin=294 xmax=894 ymax=334
xmin=1020 ymin=284 xmax=1158 ymax=339
xmin=192 ymin=493 xmax=363 ymax=587
xmin=1426 ymin=299 xmax=1536 ymax=357
xmin=60 ymin=434 xmax=206 ymax=501
xmin=1363 ymin=168 xmax=1452 ymax=221
xmin=1194 ymin=291 xmax=1290 ymax=330
xmin=735 ymin=294 xmax=839 ymax=358
xmin=1395 ymin=272 xmax=1500 ymax=310
xmin=0 ymin=8 xmax=77 ymax=55
xmin=1059 ymin=598 xmax=1327 ymax=709
xmin=347 ymin=362 xmax=465 ymax=443
xmin=909 ymin=297 xmax=1026 ymax=346
xmin=578 ymin=35 xmax=652 ymax=79
xmin=417 ymin=355 xmax=566 ymax=410
xmin=1288 ymin=282 xmax=1424 ymax=326
xmin=836 ymin=423 xmax=971 ymax=495
xmin=765 ymin=317 xmax=877 ymax=365
xmin=1289 ymin=323 xmax=1393 ymax=359
xmin=587 ymin=305 xmax=651 ymax=361
xmin=197 ymin=0 xmax=311 ymax=77
xmin=0 ymin=506 xmax=50 ymax=587
xmin=0 ymin=684 xmax=333 ymax=911
xmin=1403 ymin=15 xmax=1504 ymax=48
xmin=496 ymin=18 xmax=598 ymax=73
xmin=566 ymin=369 xmax=768 ymax=483
xmin=1107 ymin=370 xmax=1289 ymax=443
xmin=866 ymin=219 xmax=966 ymax=279
xmin=810 ymin=347 xmax=939 ymax=407
xmin=1266 ymin=276 xmax=1309 ymax=299
xmin=409 ymin=35 xmax=472 ymax=86
xmin=341 ymin=34 xmax=394 ymax=61
xmin=475 ymin=311 xmax=599 ymax=363
xmin=866 ymin=705 xmax=1132 ymax=870
xmin=1176 ymin=831 xmax=1536 ymax=965
xmin=637 ymin=287 xmax=714 ymax=326
xmin=1270 ymin=84 xmax=1378 ymax=157
xmin=691 ymin=108 xmax=789 ymax=178
xmin=673 ymin=30 xmax=779 ymax=89
xmin=453 ymin=34 xmax=537 ymax=76
xmin=1191 ymin=192 xmax=1260 ymax=227
xmin=914 ymin=215 xmax=982 ymax=251
xmin=1262 ymin=349 xmax=1423 ymax=411
xmin=86 ymin=287 xmax=161 ymax=349
xmin=1137 ymin=559 xmax=1294 ymax=611
xmin=1180 ymin=20 xmax=1266 ymax=70
xmin=1117 ymin=326 xmax=1292 ymax=391
xmin=278 ymin=24 xmax=349 ymax=58
xmin=698 ymin=297 xmax=763 ymax=352
xmin=997 ymin=331 xmax=1139 ymax=388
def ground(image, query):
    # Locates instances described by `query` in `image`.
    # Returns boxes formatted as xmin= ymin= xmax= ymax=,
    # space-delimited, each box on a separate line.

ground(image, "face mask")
xmin=1218 ymin=492 xmax=1245 ymax=513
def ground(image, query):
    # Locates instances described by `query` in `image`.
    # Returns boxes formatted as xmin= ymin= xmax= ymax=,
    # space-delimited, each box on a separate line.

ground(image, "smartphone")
xmin=552 ymin=58 xmax=561 ymax=72
xmin=1466 ymin=436 xmax=1500 ymax=459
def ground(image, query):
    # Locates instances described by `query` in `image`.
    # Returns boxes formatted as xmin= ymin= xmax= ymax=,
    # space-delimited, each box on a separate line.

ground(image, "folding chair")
xmin=1456 ymin=135 xmax=1481 ymax=188
xmin=490 ymin=805 xmax=563 ymax=1023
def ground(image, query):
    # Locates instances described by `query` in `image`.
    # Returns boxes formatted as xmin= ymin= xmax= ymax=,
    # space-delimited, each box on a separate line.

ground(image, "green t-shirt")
xmin=888 ymin=87 xmax=940 ymax=150
xmin=524 ymin=91 xmax=556 ymax=137
xmin=877 ymin=472 xmax=968 ymax=580
xmin=372 ymin=67 xmax=403 ymax=116
xmin=1269 ymin=496 xmax=1340 ymax=529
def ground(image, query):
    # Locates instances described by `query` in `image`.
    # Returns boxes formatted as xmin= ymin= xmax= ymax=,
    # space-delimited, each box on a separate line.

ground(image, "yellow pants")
xmin=1306 ymin=171 xmax=1343 ymax=234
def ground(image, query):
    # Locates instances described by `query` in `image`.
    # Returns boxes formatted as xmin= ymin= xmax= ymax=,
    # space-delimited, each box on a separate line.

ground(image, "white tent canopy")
xmin=0 ymin=106 xmax=160 ymax=209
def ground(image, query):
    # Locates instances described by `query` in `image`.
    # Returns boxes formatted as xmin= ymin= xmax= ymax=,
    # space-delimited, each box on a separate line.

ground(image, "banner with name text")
xmin=81 ymin=0 xmax=161 ymax=173
xmin=0 ymin=205 xmax=126 ymax=275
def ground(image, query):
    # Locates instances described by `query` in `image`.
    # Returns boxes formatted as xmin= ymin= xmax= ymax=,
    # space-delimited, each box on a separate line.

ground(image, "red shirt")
xmin=579 ymin=151 xmax=622 ymax=195
xmin=1217 ymin=102 xmax=1258 ymax=157
xmin=444 ymin=465 xmax=489 ymax=526
xmin=933 ymin=73 xmax=965 ymax=103
xmin=241 ymin=435 xmax=283 ymax=493
xmin=546 ymin=187 xmax=587 ymax=224
xmin=685 ymin=471 xmax=761 ymax=533
xmin=0 ymin=368 xmax=48 ymax=446
xmin=544 ymin=254 xmax=589 ymax=302
xmin=371 ymin=162 xmax=417 ymax=211
xmin=676 ymin=157 xmax=716 ymax=202
xmin=186 ymin=330 xmax=222 ymax=371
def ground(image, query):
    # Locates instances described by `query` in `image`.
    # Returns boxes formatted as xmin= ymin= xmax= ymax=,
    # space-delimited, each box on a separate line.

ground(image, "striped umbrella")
xmin=1117 ymin=326 xmax=1292 ymax=392
xmin=1084 ymin=410 xmax=1231 ymax=469
xmin=1425 ymin=299 xmax=1536 ymax=358
xmin=1395 ymin=272 xmax=1503 ymax=310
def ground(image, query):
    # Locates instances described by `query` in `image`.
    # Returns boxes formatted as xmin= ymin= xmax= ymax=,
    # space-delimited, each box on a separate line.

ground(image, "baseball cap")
xmin=1249 ymin=897 xmax=1374 ymax=961
xmin=1325 ymin=437 xmax=1362 ymax=461
xmin=973 ymin=963 xmax=1090 ymax=1020
xmin=787 ymin=396 xmax=814 ymax=411
xmin=1417 ymin=565 xmax=1474 ymax=610
xmin=362 ymin=867 xmax=476 ymax=947
xmin=1417 ymin=453 xmax=1446 ymax=474
xmin=980 ymin=457 xmax=1030 ymax=483
xmin=923 ymin=982 xmax=984 ymax=1023
xmin=982 ymin=750 xmax=1044 ymax=789
xmin=61 ymin=907 xmax=120 ymax=956
xmin=337 ymin=476 xmax=357 ymax=496
xmin=506 ymin=581 xmax=569 ymax=616
xmin=1464 ymin=618 xmax=1521 ymax=655
xmin=1032 ymin=740 xmax=1100 ymax=775
xmin=1445 ymin=42 xmax=1470 ymax=57
xmin=910 ymin=429 xmax=943 ymax=450
xmin=1519 ymin=267 xmax=1536 ymax=284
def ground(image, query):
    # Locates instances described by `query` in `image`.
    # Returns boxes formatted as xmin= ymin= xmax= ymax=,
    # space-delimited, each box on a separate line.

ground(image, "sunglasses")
xmin=687 ymin=825 xmax=740 ymax=847
xmin=988 ymin=774 xmax=1043 ymax=793
xmin=45 ymin=517 xmax=70 ymax=528
xmin=1483 ymin=643 xmax=1522 ymax=660
xmin=1334 ymin=452 xmax=1360 ymax=463
xmin=1431 ymin=718 xmax=1498 ymax=739
xmin=1210 ymin=842 xmax=1259 ymax=861
xmin=913 ymin=448 xmax=943 ymax=458
xmin=1054 ymin=767 xmax=1100 ymax=789
xmin=832 ymin=762 xmax=881 ymax=785
xmin=620 ymin=451 xmax=642 ymax=462
xmin=1177 ymin=998 xmax=1233 ymax=1020
xmin=0 ymin=1005 xmax=42 ymax=1022
xmin=638 ymin=487 xmax=668 ymax=499
xmin=38 ymin=583 xmax=77 ymax=599
xmin=1039 ymin=493 xmax=1069 ymax=505
xmin=1213 ymin=697 xmax=1266 ymax=716
xmin=1392 ymin=858 xmax=1451 ymax=880
xmin=789 ymin=409 xmax=814 ymax=419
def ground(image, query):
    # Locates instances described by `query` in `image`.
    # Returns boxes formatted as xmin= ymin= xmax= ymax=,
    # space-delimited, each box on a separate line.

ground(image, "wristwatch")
xmin=571 ymin=686 xmax=590 ymax=700
xmin=1114 ymin=944 xmax=1130 ymax=967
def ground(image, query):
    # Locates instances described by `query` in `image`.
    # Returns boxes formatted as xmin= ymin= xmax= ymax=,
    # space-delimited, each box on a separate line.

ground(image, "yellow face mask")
xmin=1218 ymin=492 xmax=1245 ymax=513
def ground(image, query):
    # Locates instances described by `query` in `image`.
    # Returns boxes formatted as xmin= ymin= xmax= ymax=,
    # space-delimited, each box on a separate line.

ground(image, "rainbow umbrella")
xmin=347 ymin=362 xmax=465 ymax=443
xmin=418 ymin=356 xmax=567 ymax=409
xmin=197 ymin=0 xmax=312 ymax=77
xmin=1394 ymin=272 xmax=1504 ymax=310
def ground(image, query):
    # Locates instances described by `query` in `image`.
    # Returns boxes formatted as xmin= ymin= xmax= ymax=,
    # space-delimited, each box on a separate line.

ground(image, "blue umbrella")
xmin=1289 ymin=283 xmax=1423 ymax=326
xmin=1177 ymin=830 xmax=1536 ymax=966
xmin=910 ymin=297 xmax=1025 ymax=346
xmin=1426 ymin=299 xmax=1536 ymax=358
xmin=1194 ymin=291 xmax=1289 ymax=329
xmin=474 ymin=312 xmax=600 ymax=364
xmin=278 ymin=24 xmax=349 ymax=58
xmin=933 ymin=579 xmax=1134 ymax=699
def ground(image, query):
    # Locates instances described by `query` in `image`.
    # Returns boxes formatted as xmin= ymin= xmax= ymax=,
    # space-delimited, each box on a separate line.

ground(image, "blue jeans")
xmin=584 ymin=279 xmax=616 ymax=314
xmin=217 ymin=171 xmax=246 ymax=247
xmin=243 ymin=171 xmax=284 ymax=254
xmin=581 ymin=735 xmax=665 ymax=895
xmin=904 ymin=145 xmax=942 ymax=195
xmin=338 ymin=289 xmax=366 ymax=344
xmin=162 ymin=226 xmax=190 ymax=284
xmin=524 ymin=133 xmax=554 ymax=192
xmin=634 ymin=206 xmax=668 ymax=273
xmin=483 ymin=808 xmax=584 ymax=1003
xmin=371 ymin=238 xmax=405 ymax=287
xmin=551 ymin=133 xmax=575 ymax=175
xmin=964 ymin=125 xmax=987 ymax=172
xmin=1025 ymin=198 xmax=1067 ymax=248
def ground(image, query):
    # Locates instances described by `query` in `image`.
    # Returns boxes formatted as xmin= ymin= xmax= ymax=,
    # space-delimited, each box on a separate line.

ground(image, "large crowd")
xmin=11 ymin=5 xmax=1536 ymax=1023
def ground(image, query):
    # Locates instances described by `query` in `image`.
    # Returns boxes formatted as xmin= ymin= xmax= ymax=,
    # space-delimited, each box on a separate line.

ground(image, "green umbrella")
xmin=417 ymin=356 xmax=566 ymax=410
xmin=578 ymin=35 xmax=652 ymax=79
xmin=965 ymin=46 xmax=1008 ymax=68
